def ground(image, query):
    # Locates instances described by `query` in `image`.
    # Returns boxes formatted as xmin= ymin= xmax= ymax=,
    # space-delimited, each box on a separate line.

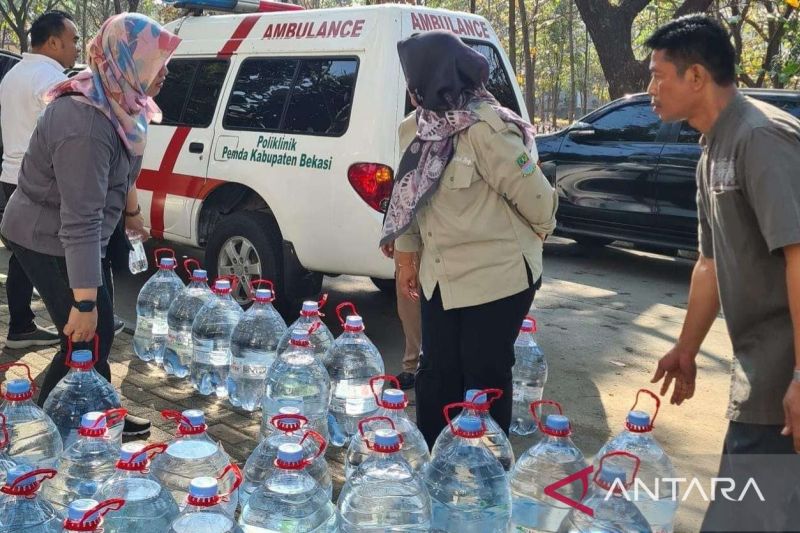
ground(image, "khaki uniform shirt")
xmin=395 ymin=103 xmax=557 ymax=310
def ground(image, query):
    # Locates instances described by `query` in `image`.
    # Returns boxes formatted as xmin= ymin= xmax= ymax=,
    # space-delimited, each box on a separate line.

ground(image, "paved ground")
xmin=0 ymin=237 xmax=735 ymax=531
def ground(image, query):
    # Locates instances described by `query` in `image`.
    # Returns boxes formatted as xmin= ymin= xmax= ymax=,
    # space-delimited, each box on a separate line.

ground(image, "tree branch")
xmin=674 ymin=0 xmax=713 ymax=18
xmin=744 ymin=16 xmax=769 ymax=42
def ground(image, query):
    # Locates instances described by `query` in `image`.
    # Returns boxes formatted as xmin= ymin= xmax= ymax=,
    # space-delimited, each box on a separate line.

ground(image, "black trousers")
xmin=7 ymin=240 xmax=115 ymax=405
xmin=2 ymin=183 xmax=37 ymax=334
xmin=701 ymin=421 xmax=800 ymax=532
xmin=415 ymin=273 xmax=538 ymax=449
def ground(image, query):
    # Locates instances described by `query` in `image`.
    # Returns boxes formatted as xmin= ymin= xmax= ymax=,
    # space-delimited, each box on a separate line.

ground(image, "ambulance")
xmin=141 ymin=0 xmax=527 ymax=311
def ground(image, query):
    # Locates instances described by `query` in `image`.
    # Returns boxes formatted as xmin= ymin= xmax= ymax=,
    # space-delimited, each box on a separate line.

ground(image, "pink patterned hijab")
xmin=47 ymin=13 xmax=181 ymax=156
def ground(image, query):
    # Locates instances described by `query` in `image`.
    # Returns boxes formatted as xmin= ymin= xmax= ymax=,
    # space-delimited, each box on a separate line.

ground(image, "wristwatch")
xmin=124 ymin=204 xmax=141 ymax=217
xmin=72 ymin=300 xmax=96 ymax=312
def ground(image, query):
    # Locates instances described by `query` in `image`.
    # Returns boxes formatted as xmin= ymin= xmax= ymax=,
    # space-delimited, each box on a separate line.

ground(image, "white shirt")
xmin=0 ymin=53 xmax=67 ymax=185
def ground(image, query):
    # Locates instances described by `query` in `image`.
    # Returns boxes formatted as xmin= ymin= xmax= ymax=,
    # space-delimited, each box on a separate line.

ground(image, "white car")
xmin=140 ymin=0 xmax=526 ymax=311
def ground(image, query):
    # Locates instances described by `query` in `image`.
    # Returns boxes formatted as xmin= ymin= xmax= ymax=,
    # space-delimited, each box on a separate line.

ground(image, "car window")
xmin=591 ymin=102 xmax=661 ymax=143
xmin=224 ymin=56 xmax=358 ymax=137
xmin=404 ymin=41 xmax=520 ymax=115
xmin=156 ymin=58 xmax=229 ymax=128
xmin=677 ymin=122 xmax=701 ymax=144
xmin=282 ymin=58 xmax=358 ymax=136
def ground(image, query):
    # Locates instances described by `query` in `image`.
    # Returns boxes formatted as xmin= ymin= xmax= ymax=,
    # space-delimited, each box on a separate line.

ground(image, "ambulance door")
xmin=138 ymin=57 xmax=230 ymax=241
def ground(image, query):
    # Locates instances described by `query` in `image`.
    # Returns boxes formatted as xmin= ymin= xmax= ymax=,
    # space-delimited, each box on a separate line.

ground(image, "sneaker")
xmin=114 ymin=317 xmax=126 ymax=335
xmin=396 ymin=372 xmax=416 ymax=390
xmin=123 ymin=414 xmax=151 ymax=436
xmin=5 ymin=324 xmax=60 ymax=349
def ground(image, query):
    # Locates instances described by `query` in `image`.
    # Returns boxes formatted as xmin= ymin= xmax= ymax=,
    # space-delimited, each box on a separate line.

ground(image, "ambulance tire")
xmin=205 ymin=210 xmax=284 ymax=311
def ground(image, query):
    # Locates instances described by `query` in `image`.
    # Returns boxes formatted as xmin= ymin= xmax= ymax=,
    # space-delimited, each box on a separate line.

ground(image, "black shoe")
xmin=114 ymin=317 xmax=126 ymax=335
xmin=5 ymin=324 xmax=60 ymax=349
xmin=397 ymin=372 xmax=416 ymax=390
xmin=123 ymin=414 xmax=151 ymax=436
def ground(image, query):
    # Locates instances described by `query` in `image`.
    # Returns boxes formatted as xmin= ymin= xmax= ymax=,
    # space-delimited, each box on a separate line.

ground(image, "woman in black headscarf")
xmin=380 ymin=31 xmax=558 ymax=448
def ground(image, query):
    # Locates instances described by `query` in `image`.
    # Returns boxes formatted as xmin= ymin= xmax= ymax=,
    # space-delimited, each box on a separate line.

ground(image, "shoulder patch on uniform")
xmin=516 ymin=152 xmax=536 ymax=176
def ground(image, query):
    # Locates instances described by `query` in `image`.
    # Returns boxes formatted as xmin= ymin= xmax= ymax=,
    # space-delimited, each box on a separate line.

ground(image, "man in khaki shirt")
xmin=383 ymin=32 xmax=556 ymax=448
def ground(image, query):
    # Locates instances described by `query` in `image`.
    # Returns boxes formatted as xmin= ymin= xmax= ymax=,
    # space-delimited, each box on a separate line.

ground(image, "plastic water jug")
xmin=43 ymin=409 xmax=127 ymax=514
xmin=0 ymin=363 xmax=62 ymax=469
xmin=557 ymin=452 xmax=652 ymax=533
xmin=169 ymin=475 xmax=243 ymax=533
xmin=93 ymin=442 xmax=180 ymax=533
xmin=42 ymin=341 xmax=122 ymax=447
xmin=511 ymin=316 xmax=548 ymax=436
xmin=239 ymin=443 xmax=337 ymax=532
xmin=134 ymin=249 xmax=186 ymax=365
xmin=262 ymin=326 xmax=331 ymax=443
xmin=424 ymin=405 xmax=511 ymax=532
xmin=0 ymin=466 xmax=61 ymax=532
xmin=0 ymin=414 xmax=15 ymax=485
xmin=150 ymin=409 xmax=238 ymax=516
xmin=242 ymin=408 xmax=332 ymax=508
xmin=595 ymin=390 xmax=677 ymax=533
xmin=510 ymin=401 xmax=589 ymax=532
xmin=338 ymin=428 xmax=431 ymax=531
xmin=345 ymin=375 xmax=429 ymax=478
xmin=227 ymin=280 xmax=287 ymax=411
xmin=324 ymin=302 xmax=384 ymax=449
xmin=127 ymin=230 xmax=148 ymax=275
xmin=276 ymin=295 xmax=334 ymax=359
xmin=164 ymin=260 xmax=212 ymax=378
xmin=431 ymin=388 xmax=515 ymax=471
xmin=191 ymin=278 xmax=244 ymax=398
xmin=62 ymin=498 xmax=125 ymax=532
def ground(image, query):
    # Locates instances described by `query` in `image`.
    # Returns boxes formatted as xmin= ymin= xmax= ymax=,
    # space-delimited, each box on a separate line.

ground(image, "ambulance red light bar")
xmin=164 ymin=0 xmax=303 ymax=13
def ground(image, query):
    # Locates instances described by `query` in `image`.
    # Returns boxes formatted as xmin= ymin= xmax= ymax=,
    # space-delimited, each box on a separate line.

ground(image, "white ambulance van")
xmin=141 ymin=0 xmax=527 ymax=311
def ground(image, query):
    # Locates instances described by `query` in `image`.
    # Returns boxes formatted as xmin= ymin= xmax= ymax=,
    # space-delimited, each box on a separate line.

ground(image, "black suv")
xmin=536 ymin=90 xmax=800 ymax=254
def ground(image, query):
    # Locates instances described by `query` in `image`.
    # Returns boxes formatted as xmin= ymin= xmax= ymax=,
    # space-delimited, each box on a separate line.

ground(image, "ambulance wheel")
xmin=205 ymin=210 xmax=283 ymax=309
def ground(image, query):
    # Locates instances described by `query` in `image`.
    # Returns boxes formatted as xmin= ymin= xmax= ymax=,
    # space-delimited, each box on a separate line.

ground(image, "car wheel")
xmin=371 ymin=277 xmax=396 ymax=295
xmin=573 ymin=235 xmax=614 ymax=248
xmin=205 ymin=210 xmax=283 ymax=309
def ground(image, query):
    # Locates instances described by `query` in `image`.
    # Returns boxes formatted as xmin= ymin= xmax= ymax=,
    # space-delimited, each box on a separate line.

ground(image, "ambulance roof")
xmin=166 ymin=4 xmax=499 ymax=56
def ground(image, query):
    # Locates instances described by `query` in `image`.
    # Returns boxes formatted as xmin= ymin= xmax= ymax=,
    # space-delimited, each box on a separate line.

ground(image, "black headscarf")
xmin=397 ymin=31 xmax=490 ymax=112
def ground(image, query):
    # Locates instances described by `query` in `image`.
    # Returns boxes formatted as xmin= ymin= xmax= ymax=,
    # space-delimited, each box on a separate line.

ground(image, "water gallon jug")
xmin=431 ymin=388 xmax=515 ymax=471
xmin=557 ymin=451 xmax=652 ymax=533
xmin=595 ymin=389 xmax=677 ymax=533
xmin=242 ymin=408 xmax=332 ymax=508
xmin=168 ymin=468 xmax=243 ymax=533
xmin=0 ymin=466 xmax=61 ymax=533
xmin=93 ymin=442 xmax=180 ymax=533
xmin=0 ymin=363 xmax=62 ymax=469
xmin=424 ymin=404 xmax=511 ymax=533
xmin=164 ymin=259 xmax=213 ymax=378
xmin=276 ymin=295 xmax=334 ymax=359
xmin=345 ymin=375 xmax=429 ymax=478
xmin=62 ymin=498 xmax=125 ymax=532
xmin=42 ymin=339 xmax=123 ymax=447
xmin=134 ymin=248 xmax=186 ymax=365
xmin=324 ymin=302 xmax=384 ymax=449
xmin=150 ymin=409 xmax=238 ymax=516
xmin=511 ymin=315 xmax=548 ymax=436
xmin=227 ymin=279 xmax=287 ymax=411
xmin=191 ymin=278 xmax=244 ymax=398
xmin=262 ymin=325 xmax=331 ymax=443
xmin=510 ymin=400 xmax=589 ymax=532
xmin=43 ymin=409 xmax=127 ymax=514
xmin=0 ymin=414 xmax=14 ymax=485
xmin=238 ymin=443 xmax=337 ymax=533
xmin=337 ymin=428 xmax=431 ymax=531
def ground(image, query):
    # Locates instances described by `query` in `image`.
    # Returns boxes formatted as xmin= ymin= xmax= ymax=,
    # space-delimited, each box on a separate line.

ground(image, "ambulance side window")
xmin=223 ymin=58 xmax=299 ymax=132
xmin=283 ymin=58 xmax=358 ymax=136
xmin=156 ymin=58 xmax=229 ymax=128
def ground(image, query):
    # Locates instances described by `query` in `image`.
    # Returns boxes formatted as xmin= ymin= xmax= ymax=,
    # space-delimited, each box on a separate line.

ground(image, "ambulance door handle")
xmin=188 ymin=142 xmax=204 ymax=154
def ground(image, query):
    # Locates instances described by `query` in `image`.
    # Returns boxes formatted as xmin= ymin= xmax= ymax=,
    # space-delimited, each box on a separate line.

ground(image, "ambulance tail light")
xmin=164 ymin=0 xmax=303 ymax=13
xmin=348 ymin=163 xmax=394 ymax=213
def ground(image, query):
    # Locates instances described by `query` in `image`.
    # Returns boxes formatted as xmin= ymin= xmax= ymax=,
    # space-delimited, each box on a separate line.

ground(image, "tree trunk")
xmin=0 ymin=0 xmax=32 ymax=53
xmin=582 ymin=30 xmax=589 ymax=116
xmin=518 ymin=0 xmax=535 ymax=120
xmin=574 ymin=0 xmax=713 ymax=99
xmin=551 ymin=28 xmax=564 ymax=129
xmin=567 ymin=0 xmax=576 ymax=122
xmin=470 ymin=0 xmax=476 ymax=13
xmin=508 ymin=0 xmax=516 ymax=74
